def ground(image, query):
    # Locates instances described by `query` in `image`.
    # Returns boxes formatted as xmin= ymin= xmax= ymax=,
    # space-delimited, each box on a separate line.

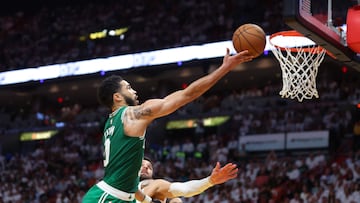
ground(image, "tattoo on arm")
xmin=129 ymin=107 xmax=152 ymax=119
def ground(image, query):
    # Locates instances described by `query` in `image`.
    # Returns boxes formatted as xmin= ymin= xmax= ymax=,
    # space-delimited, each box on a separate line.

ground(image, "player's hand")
xmin=208 ymin=162 xmax=238 ymax=185
xmin=222 ymin=48 xmax=253 ymax=71
xmin=140 ymin=195 xmax=153 ymax=203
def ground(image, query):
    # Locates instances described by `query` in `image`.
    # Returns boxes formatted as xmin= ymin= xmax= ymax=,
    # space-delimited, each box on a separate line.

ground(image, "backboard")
xmin=283 ymin=0 xmax=360 ymax=71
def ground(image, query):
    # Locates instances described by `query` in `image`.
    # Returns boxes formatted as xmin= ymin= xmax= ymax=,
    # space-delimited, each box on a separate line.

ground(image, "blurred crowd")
xmin=1 ymin=125 xmax=360 ymax=203
xmin=1 ymin=0 xmax=360 ymax=202
xmin=0 ymin=0 xmax=286 ymax=72
xmin=1 ymin=67 xmax=359 ymax=140
xmin=0 ymin=73 xmax=359 ymax=202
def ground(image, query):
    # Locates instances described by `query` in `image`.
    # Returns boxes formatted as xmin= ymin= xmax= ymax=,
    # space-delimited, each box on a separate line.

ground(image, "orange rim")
xmin=269 ymin=30 xmax=336 ymax=58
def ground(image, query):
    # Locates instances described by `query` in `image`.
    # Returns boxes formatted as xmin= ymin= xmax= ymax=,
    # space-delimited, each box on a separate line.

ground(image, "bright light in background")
xmin=0 ymin=33 xmax=348 ymax=86
xmin=108 ymin=30 xmax=115 ymax=36
xmin=89 ymin=29 xmax=107 ymax=40
xmin=88 ymin=27 xmax=128 ymax=40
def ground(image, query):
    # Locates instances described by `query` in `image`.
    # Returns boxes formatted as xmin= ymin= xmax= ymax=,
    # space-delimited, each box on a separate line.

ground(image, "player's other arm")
xmin=144 ymin=162 xmax=238 ymax=199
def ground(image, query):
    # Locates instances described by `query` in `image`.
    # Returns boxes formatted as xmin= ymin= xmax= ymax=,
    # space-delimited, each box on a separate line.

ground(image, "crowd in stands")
xmin=1 ymin=125 xmax=360 ymax=202
xmin=0 ymin=0 xmax=286 ymax=72
xmin=1 ymin=0 xmax=360 ymax=202
xmin=1 ymin=68 xmax=358 ymax=202
xmin=0 ymin=72 xmax=359 ymax=202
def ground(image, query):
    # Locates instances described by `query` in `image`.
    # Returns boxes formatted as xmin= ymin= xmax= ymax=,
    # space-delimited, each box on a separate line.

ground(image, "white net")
xmin=270 ymin=33 xmax=327 ymax=102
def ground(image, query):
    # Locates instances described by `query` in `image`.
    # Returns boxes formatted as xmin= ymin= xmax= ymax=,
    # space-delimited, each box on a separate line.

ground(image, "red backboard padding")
xmin=347 ymin=5 xmax=360 ymax=53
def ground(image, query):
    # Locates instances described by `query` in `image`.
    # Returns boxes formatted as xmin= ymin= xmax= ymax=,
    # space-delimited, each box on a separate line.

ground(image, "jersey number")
xmin=104 ymin=138 xmax=110 ymax=167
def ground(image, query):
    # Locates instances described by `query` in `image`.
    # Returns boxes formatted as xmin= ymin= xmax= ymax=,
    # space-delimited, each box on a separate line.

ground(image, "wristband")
xmin=168 ymin=176 xmax=213 ymax=197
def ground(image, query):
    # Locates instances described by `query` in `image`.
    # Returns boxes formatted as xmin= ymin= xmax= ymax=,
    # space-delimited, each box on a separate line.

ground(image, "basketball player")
xmin=82 ymin=49 xmax=253 ymax=203
xmin=137 ymin=158 xmax=238 ymax=203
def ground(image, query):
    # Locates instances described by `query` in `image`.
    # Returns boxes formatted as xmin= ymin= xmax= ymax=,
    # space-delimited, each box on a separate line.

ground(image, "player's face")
xmin=119 ymin=80 xmax=139 ymax=106
xmin=139 ymin=160 xmax=153 ymax=180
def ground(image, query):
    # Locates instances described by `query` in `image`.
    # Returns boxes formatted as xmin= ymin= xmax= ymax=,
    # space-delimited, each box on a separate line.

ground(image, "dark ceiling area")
xmin=0 ymin=0 xmax=111 ymax=15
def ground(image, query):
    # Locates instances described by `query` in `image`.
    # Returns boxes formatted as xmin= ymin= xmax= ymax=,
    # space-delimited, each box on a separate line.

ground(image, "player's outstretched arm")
xmin=134 ymin=49 xmax=253 ymax=122
xmin=124 ymin=50 xmax=252 ymax=135
xmin=143 ymin=162 xmax=238 ymax=200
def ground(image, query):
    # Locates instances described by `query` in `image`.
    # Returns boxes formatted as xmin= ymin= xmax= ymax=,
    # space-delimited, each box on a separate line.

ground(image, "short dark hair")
xmin=143 ymin=156 xmax=153 ymax=164
xmin=97 ymin=75 xmax=123 ymax=108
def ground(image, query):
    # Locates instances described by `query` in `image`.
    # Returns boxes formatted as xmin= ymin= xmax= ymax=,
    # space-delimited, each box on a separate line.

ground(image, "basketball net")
xmin=269 ymin=31 xmax=327 ymax=102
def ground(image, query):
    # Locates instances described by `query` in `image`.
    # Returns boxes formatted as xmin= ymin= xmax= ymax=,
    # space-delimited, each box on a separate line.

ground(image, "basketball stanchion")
xmin=269 ymin=30 xmax=327 ymax=102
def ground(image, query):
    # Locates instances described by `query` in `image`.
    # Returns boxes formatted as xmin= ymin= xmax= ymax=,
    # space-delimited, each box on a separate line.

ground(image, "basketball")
xmin=232 ymin=24 xmax=266 ymax=58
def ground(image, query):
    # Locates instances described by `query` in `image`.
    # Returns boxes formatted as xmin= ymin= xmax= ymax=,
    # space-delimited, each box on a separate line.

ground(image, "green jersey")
xmin=102 ymin=106 xmax=145 ymax=193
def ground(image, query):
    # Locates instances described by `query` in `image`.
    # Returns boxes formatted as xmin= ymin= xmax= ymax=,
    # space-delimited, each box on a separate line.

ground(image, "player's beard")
xmin=122 ymin=94 xmax=138 ymax=106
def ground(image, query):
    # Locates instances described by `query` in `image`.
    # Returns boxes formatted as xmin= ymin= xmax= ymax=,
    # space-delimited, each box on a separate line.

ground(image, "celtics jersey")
xmin=102 ymin=106 xmax=145 ymax=193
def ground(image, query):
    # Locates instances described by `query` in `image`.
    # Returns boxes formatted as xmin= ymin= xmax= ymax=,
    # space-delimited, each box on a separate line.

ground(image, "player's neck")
xmin=111 ymin=103 xmax=126 ymax=112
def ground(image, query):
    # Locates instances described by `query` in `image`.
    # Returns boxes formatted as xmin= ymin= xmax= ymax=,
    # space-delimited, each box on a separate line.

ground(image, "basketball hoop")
xmin=269 ymin=30 xmax=327 ymax=102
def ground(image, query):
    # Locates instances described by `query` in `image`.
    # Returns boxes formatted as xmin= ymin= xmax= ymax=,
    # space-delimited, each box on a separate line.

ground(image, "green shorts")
xmin=82 ymin=185 xmax=136 ymax=203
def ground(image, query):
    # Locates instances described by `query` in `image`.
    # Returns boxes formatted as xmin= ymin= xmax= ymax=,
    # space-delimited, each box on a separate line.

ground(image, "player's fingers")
xmin=234 ymin=51 xmax=254 ymax=63
xmin=226 ymin=48 xmax=230 ymax=55
xmin=229 ymin=167 xmax=239 ymax=174
xmin=225 ymin=165 xmax=238 ymax=174
xmin=214 ymin=162 xmax=221 ymax=171
xmin=222 ymin=163 xmax=237 ymax=171
xmin=226 ymin=167 xmax=239 ymax=177
xmin=239 ymin=50 xmax=249 ymax=55
xmin=211 ymin=162 xmax=220 ymax=175
xmin=242 ymin=50 xmax=255 ymax=59
xmin=238 ymin=50 xmax=253 ymax=57
xmin=229 ymin=172 xmax=238 ymax=179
